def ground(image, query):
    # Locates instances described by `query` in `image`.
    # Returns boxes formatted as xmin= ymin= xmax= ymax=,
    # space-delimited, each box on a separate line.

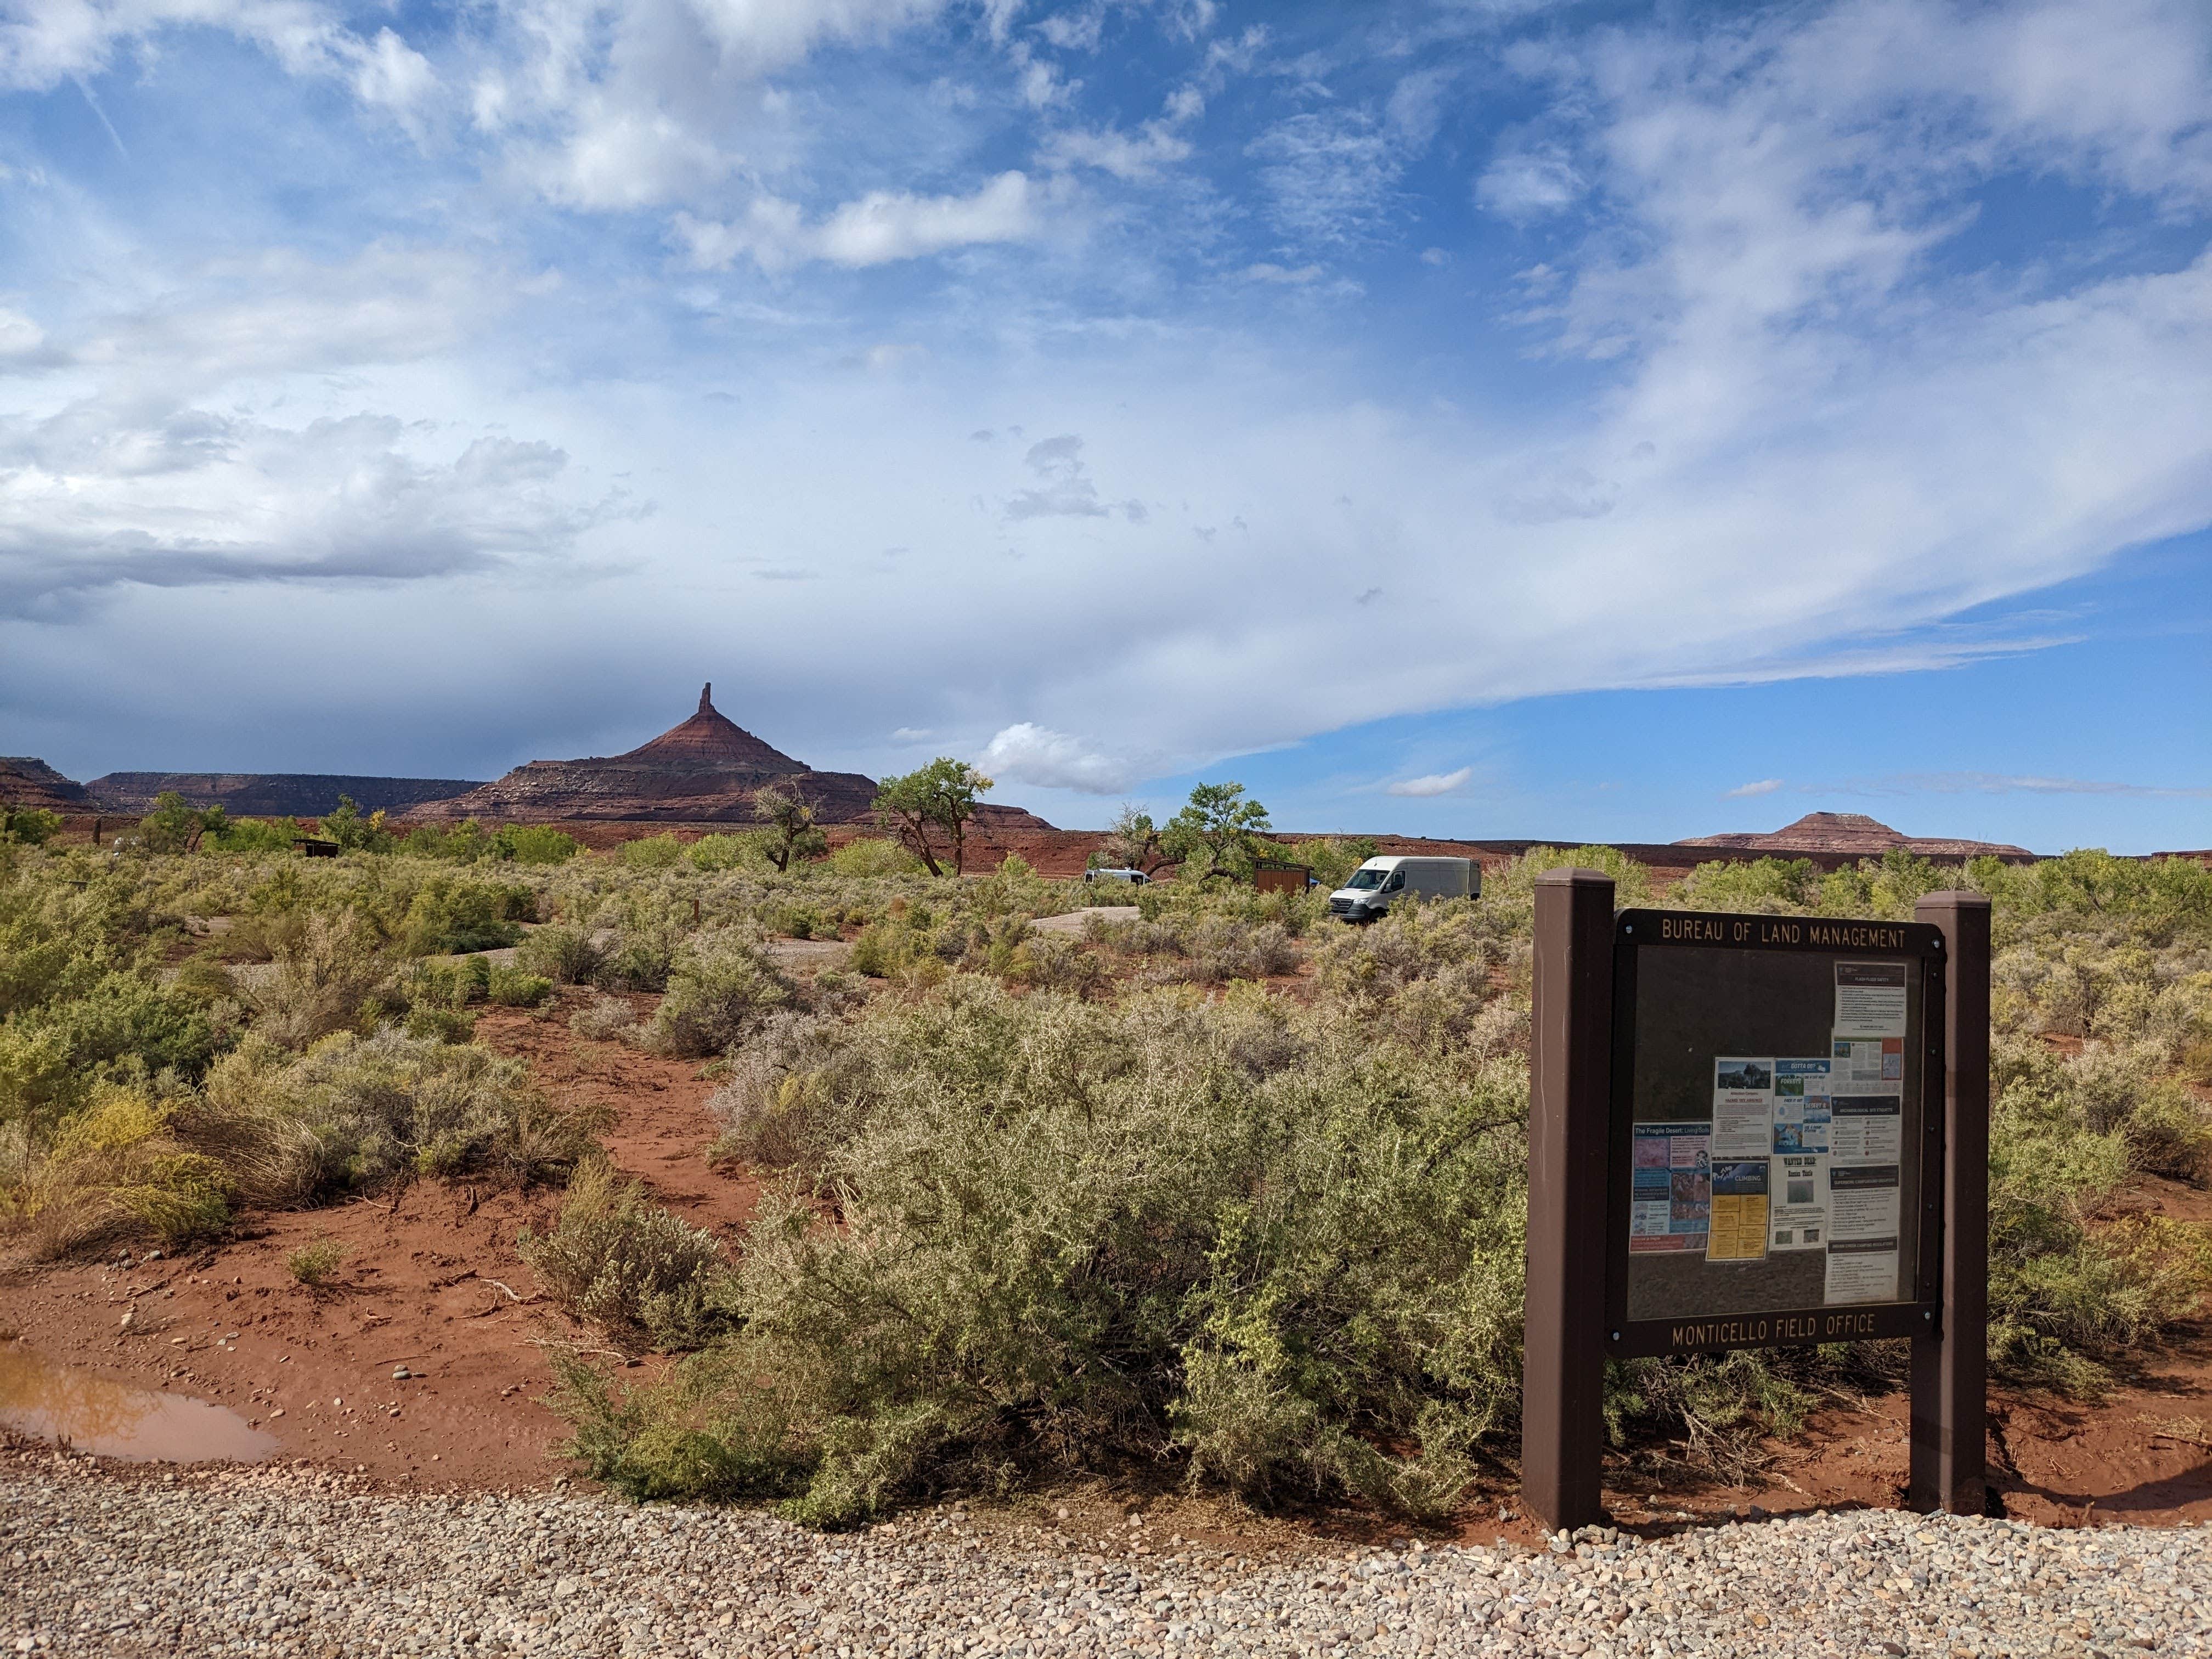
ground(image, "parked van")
xmin=1084 ymin=867 xmax=1150 ymax=886
xmin=1327 ymin=855 xmax=1477 ymax=922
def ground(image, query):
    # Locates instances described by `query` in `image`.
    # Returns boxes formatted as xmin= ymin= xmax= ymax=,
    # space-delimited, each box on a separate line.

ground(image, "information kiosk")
xmin=1521 ymin=871 xmax=1989 ymax=1532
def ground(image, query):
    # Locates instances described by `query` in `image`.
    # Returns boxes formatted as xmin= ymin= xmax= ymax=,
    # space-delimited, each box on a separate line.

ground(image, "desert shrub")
xmin=205 ymin=817 xmax=301 ymax=854
xmin=186 ymin=1028 xmax=605 ymax=1204
xmin=826 ymin=837 xmax=924 ymax=878
xmin=645 ymin=934 xmax=797 ymax=1058
xmin=515 ymin=923 xmax=603 ymax=985
xmin=519 ymin=1159 xmax=735 ymax=1353
xmin=286 ymin=1237 xmax=349 ymax=1286
xmin=687 ymin=833 xmax=769 ymax=873
xmin=765 ymin=901 xmax=830 ymax=940
xmin=1481 ymin=845 xmax=1653 ymax=921
xmin=238 ymin=908 xmax=392 ymax=1050
xmin=619 ymin=835 xmax=687 ymax=871
xmin=0 ymin=1086 xmax=230 ymax=1257
xmin=1670 ymin=856 xmax=1824 ymax=913
xmin=1312 ymin=900 xmax=1516 ymax=1051
xmin=707 ymin=1012 xmax=882 ymax=1182
xmin=496 ymin=824 xmax=582 ymax=865
xmin=569 ymin=995 xmax=639 ymax=1042
xmin=592 ymin=928 xmax=679 ymax=993
xmin=404 ymin=1005 xmax=477 ymax=1044
xmin=966 ymin=855 xmax=1060 ymax=920
xmin=558 ymin=979 xmax=1530 ymax=1524
xmin=400 ymin=877 xmax=534 ymax=956
xmin=1013 ymin=932 xmax=1104 ymax=995
xmin=1103 ymin=913 xmax=1299 ymax=986
xmin=488 ymin=965 xmax=555 ymax=1008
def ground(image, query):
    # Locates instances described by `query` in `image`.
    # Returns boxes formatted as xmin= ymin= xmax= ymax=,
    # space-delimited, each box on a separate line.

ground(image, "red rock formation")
xmin=0 ymin=757 xmax=88 ymax=812
xmin=1677 ymin=811 xmax=2030 ymax=859
xmin=416 ymin=685 xmax=1054 ymax=830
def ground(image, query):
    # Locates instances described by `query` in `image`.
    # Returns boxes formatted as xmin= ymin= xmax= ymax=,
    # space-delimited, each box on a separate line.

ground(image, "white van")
xmin=1084 ymin=867 xmax=1150 ymax=886
xmin=1328 ymin=855 xmax=1478 ymax=922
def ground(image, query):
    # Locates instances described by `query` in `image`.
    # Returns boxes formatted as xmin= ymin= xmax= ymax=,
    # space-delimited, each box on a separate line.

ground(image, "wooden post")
xmin=1522 ymin=867 xmax=1616 ymax=1533
xmin=1910 ymin=890 xmax=1990 ymax=1515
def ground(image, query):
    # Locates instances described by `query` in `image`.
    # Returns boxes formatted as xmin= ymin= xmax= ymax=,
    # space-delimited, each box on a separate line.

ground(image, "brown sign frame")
xmin=1601 ymin=907 xmax=1949 ymax=1359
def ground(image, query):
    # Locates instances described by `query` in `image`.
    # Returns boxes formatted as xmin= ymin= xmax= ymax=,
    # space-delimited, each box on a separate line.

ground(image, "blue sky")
xmin=1 ymin=0 xmax=2207 ymax=851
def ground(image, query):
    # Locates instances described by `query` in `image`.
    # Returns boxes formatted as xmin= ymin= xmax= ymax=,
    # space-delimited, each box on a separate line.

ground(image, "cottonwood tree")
xmin=1161 ymin=781 xmax=1273 ymax=882
xmin=872 ymin=758 xmax=994 ymax=877
xmin=1091 ymin=803 xmax=1173 ymax=876
xmin=752 ymin=785 xmax=828 ymax=872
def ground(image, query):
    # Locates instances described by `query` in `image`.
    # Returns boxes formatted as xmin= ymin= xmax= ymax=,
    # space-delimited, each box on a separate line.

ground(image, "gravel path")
xmin=5 ymin=1449 xmax=2207 ymax=1658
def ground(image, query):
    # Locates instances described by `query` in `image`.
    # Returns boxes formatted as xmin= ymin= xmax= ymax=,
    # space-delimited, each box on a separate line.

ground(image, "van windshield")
xmin=1344 ymin=868 xmax=1388 ymax=890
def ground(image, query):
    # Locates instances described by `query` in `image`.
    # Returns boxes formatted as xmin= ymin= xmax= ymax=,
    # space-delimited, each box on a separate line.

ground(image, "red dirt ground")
xmin=6 ymin=980 xmax=2212 ymax=1544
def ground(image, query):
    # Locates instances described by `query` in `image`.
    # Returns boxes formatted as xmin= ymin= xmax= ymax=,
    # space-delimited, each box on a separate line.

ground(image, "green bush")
xmin=488 ymin=965 xmax=555 ymax=1008
xmin=826 ymin=837 xmax=923 ymax=878
xmin=562 ymin=979 xmax=1528 ymax=1524
xmin=400 ymin=876 xmax=534 ymax=956
xmin=206 ymin=817 xmax=302 ymax=854
xmin=0 ymin=803 xmax=62 ymax=846
xmin=619 ymin=835 xmax=687 ymax=871
xmin=519 ymin=1159 xmax=735 ymax=1353
xmin=644 ymin=934 xmax=796 ymax=1058
xmin=185 ymin=1027 xmax=605 ymax=1205
xmin=687 ymin=833 xmax=769 ymax=873
xmin=515 ymin=923 xmax=603 ymax=985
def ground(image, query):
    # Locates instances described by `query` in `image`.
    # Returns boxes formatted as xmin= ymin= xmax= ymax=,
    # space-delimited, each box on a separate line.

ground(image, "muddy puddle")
xmin=0 ymin=1342 xmax=279 ymax=1463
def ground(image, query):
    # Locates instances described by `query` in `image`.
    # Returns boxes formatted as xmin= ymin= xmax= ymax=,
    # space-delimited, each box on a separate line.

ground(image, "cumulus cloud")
xmin=1476 ymin=148 xmax=1583 ymax=219
xmin=1725 ymin=780 xmax=1784 ymax=799
xmin=1386 ymin=768 xmax=1474 ymax=798
xmin=980 ymin=723 xmax=1138 ymax=794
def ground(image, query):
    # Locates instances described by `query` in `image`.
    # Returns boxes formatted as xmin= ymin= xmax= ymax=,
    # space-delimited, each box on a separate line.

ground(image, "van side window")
xmin=1385 ymin=871 xmax=1404 ymax=891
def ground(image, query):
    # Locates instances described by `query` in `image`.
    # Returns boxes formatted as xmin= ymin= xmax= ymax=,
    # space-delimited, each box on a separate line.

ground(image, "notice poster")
xmin=1707 ymin=1161 xmax=1771 ymax=1262
xmin=1769 ymin=1153 xmax=1827 ymax=1251
xmin=1712 ymin=1058 xmax=1774 ymax=1158
xmin=1835 ymin=961 xmax=1909 ymax=1039
xmin=1830 ymin=1095 xmax=1904 ymax=1165
xmin=1825 ymin=1238 xmax=1900 ymax=1305
xmin=1630 ymin=1123 xmax=1712 ymax=1253
xmin=1832 ymin=1038 xmax=1904 ymax=1090
xmin=1828 ymin=1162 xmax=1901 ymax=1243
xmin=1772 ymin=1059 xmax=1832 ymax=1154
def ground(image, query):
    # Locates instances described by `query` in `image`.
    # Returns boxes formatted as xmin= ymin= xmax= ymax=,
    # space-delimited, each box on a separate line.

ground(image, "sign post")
xmin=1522 ymin=878 xmax=1988 ymax=1532
xmin=1523 ymin=868 xmax=1616 ymax=1533
xmin=1910 ymin=890 xmax=1990 ymax=1515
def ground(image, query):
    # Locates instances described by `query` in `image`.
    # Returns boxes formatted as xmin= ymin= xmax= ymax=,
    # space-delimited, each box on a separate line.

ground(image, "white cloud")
xmin=1475 ymin=148 xmax=1582 ymax=219
xmin=1386 ymin=768 xmax=1473 ymax=798
xmin=1003 ymin=433 xmax=1143 ymax=521
xmin=1724 ymin=779 xmax=1784 ymax=799
xmin=1041 ymin=121 xmax=1192 ymax=180
xmin=1245 ymin=111 xmax=1403 ymax=246
xmin=1240 ymin=262 xmax=1324 ymax=284
xmin=979 ymin=723 xmax=1137 ymax=793
xmin=676 ymin=172 xmax=1046 ymax=272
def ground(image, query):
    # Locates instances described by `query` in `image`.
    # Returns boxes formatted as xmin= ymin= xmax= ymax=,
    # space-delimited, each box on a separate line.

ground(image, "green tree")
xmin=753 ymin=786 xmax=829 ymax=872
xmin=318 ymin=795 xmax=392 ymax=853
xmin=873 ymin=758 xmax=994 ymax=877
xmin=138 ymin=791 xmax=222 ymax=854
xmin=1091 ymin=803 xmax=1172 ymax=875
xmin=0 ymin=801 xmax=62 ymax=846
xmin=1162 ymin=782 xmax=1273 ymax=882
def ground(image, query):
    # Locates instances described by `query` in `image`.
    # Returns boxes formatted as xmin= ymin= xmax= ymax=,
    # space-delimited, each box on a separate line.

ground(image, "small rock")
xmin=392 ymin=1367 xmax=411 ymax=1380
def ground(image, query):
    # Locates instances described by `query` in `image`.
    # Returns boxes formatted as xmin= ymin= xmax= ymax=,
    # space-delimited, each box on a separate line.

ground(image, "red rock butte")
xmin=416 ymin=685 xmax=1052 ymax=830
xmin=1676 ymin=811 xmax=2030 ymax=860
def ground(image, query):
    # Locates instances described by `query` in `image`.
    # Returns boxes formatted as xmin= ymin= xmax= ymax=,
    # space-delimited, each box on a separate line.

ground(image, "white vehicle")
xmin=1327 ymin=855 xmax=1477 ymax=922
xmin=1084 ymin=866 xmax=1151 ymax=886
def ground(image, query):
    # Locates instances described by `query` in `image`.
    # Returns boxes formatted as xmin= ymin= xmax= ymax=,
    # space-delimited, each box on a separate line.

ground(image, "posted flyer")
xmin=1768 ymin=1152 xmax=1827 ymax=1250
xmin=1707 ymin=1161 xmax=1771 ymax=1262
xmin=1711 ymin=1057 xmax=1774 ymax=1159
xmin=1630 ymin=1122 xmax=1711 ymax=1253
xmin=1835 ymin=961 xmax=1909 ymax=1039
xmin=1825 ymin=1238 xmax=1900 ymax=1304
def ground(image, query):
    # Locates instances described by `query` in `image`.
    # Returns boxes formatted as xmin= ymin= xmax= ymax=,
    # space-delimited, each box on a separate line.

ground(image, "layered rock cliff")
xmin=0 ymin=758 xmax=89 ymax=812
xmin=1677 ymin=811 xmax=2030 ymax=859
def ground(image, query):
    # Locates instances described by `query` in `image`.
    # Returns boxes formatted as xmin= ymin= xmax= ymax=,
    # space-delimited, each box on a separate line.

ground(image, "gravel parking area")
xmin=5 ymin=1448 xmax=2208 ymax=1658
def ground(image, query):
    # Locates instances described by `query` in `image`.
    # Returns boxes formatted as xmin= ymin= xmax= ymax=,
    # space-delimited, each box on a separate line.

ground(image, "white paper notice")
xmin=1827 ymin=1163 xmax=1901 ymax=1242
xmin=1835 ymin=961 xmax=1909 ymax=1039
xmin=1832 ymin=1038 xmax=1904 ymax=1090
xmin=1825 ymin=1240 xmax=1899 ymax=1304
xmin=1769 ymin=1152 xmax=1828 ymax=1251
xmin=1830 ymin=1096 xmax=1904 ymax=1164
xmin=1712 ymin=1057 xmax=1774 ymax=1159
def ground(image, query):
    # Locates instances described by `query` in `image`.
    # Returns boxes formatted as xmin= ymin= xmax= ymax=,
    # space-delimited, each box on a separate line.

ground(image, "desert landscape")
xmin=6 ymin=692 xmax=2212 ymax=1656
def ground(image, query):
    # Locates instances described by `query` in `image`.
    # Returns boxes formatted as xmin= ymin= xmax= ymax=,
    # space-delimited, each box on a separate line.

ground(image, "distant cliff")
xmin=1 ymin=757 xmax=89 ymax=812
xmin=1677 ymin=811 xmax=2031 ymax=859
xmin=87 ymin=774 xmax=483 ymax=817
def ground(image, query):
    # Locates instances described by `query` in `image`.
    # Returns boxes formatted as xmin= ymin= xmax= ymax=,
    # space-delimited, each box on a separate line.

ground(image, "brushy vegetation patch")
xmin=6 ymin=809 xmax=2211 ymax=1525
xmin=520 ymin=1158 xmax=735 ymax=1354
